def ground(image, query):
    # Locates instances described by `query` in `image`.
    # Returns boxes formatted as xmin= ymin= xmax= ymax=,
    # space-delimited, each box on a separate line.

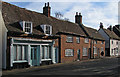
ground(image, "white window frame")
xmin=101 ymin=41 xmax=104 ymax=44
xmin=94 ymin=47 xmax=97 ymax=54
xmin=66 ymin=36 xmax=73 ymax=43
xmin=41 ymin=45 xmax=52 ymax=59
xmin=20 ymin=21 xmax=33 ymax=34
xmin=13 ymin=45 xmax=27 ymax=61
xmin=65 ymin=49 xmax=74 ymax=56
xmin=40 ymin=24 xmax=52 ymax=35
xmin=94 ymin=40 xmax=97 ymax=44
xmin=85 ymin=38 xmax=89 ymax=43
xmin=82 ymin=48 xmax=87 ymax=56
xmin=76 ymin=37 xmax=80 ymax=43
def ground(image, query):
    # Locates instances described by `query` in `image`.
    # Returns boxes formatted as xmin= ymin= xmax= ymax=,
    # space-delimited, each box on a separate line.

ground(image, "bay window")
xmin=13 ymin=45 xmax=27 ymax=61
xmin=41 ymin=45 xmax=52 ymax=59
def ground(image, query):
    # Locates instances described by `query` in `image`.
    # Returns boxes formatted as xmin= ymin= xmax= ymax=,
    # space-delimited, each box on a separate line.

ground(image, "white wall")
xmin=118 ymin=41 xmax=120 ymax=56
xmin=110 ymin=39 xmax=119 ymax=56
xmin=0 ymin=9 xmax=7 ymax=69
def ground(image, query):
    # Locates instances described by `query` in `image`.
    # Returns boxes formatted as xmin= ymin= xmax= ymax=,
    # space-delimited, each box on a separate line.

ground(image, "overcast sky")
xmin=2 ymin=0 xmax=119 ymax=29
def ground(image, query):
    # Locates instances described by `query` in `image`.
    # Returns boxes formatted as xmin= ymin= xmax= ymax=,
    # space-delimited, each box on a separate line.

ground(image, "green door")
xmin=31 ymin=46 xmax=38 ymax=66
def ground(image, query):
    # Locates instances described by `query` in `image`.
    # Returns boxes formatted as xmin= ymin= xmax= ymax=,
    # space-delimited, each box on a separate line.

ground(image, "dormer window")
xmin=40 ymin=24 xmax=52 ymax=35
xmin=20 ymin=21 xmax=32 ymax=34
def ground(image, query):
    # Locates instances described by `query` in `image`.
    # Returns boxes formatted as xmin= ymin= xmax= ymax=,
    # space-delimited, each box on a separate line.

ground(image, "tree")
xmin=55 ymin=12 xmax=63 ymax=19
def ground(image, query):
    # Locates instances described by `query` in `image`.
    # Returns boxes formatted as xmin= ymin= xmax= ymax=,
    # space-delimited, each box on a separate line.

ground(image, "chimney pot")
xmin=45 ymin=3 xmax=46 ymax=7
xmin=100 ymin=22 xmax=103 ymax=29
xmin=47 ymin=2 xmax=49 ymax=7
xmin=79 ymin=13 xmax=81 ymax=15
xmin=76 ymin=12 xmax=78 ymax=15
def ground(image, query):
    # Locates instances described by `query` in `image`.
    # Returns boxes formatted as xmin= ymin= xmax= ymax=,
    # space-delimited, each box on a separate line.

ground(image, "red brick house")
xmin=2 ymin=2 xmax=105 ymax=69
xmin=75 ymin=12 xmax=105 ymax=59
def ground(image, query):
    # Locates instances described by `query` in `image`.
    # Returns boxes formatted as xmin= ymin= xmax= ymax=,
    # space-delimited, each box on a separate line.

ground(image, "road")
xmin=2 ymin=57 xmax=120 ymax=77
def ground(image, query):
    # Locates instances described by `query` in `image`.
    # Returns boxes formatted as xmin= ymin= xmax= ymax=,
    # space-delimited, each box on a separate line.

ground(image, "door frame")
xmin=30 ymin=46 xmax=38 ymax=66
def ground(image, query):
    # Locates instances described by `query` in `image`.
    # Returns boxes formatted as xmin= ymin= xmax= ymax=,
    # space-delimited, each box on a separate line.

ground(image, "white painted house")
xmin=98 ymin=22 xmax=120 ymax=56
xmin=0 ymin=7 xmax=8 ymax=69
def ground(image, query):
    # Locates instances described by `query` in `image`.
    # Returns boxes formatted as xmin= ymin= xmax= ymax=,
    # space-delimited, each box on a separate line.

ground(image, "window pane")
xmin=34 ymin=48 xmax=37 ymax=60
xmin=45 ymin=46 xmax=48 ymax=59
xmin=25 ymin=22 xmax=32 ymax=33
xmin=24 ymin=46 xmax=27 ymax=60
xmin=42 ymin=46 xmax=44 ymax=59
xmin=67 ymin=36 xmax=73 ymax=42
xmin=83 ymin=48 xmax=87 ymax=56
xmin=49 ymin=46 xmax=51 ymax=58
xmin=18 ymin=45 xmax=22 ymax=60
xmin=46 ymin=26 xmax=50 ymax=34
xmin=76 ymin=37 xmax=80 ymax=43
xmin=85 ymin=38 xmax=89 ymax=43
xmin=13 ymin=45 xmax=17 ymax=61
xmin=65 ymin=49 xmax=73 ymax=56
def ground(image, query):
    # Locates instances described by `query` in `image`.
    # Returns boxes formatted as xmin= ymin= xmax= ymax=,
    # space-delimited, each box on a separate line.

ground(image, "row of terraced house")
xmin=1 ymin=2 xmax=120 ymax=69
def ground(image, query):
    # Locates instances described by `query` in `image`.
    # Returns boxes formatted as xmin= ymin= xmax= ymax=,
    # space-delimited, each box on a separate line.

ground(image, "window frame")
xmin=76 ymin=37 xmax=80 ymax=43
xmin=66 ymin=36 xmax=73 ymax=43
xmin=13 ymin=45 xmax=27 ymax=61
xmin=65 ymin=49 xmax=74 ymax=57
xmin=94 ymin=40 xmax=97 ymax=44
xmin=82 ymin=48 xmax=88 ymax=56
xmin=41 ymin=45 xmax=52 ymax=59
xmin=85 ymin=38 xmax=89 ymax=43
xmin=94 ymin=47 xmax=97 ymax=54
xmin=23 ymin=21 xmax=33 ymax=34
xmin=41 ymin=24 xmax=52 ymax=35
xmin=101 ymin=41 xmax=104 ymax=44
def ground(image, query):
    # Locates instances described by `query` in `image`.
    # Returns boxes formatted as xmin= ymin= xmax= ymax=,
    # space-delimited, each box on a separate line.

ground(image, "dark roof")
xmin=103 ymin=28 xmax=120 ymax=40
xmin=2 ymin=2 xmax=86 ymax=37
xmin=79 ymin=24 xmax=105 ymax=40
xmin=113 ymin=26 xmax=120 ymax=37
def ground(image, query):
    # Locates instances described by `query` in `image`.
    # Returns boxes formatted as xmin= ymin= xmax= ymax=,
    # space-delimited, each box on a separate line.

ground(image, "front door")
xmin=31 ymin=46 xmax=38 ymax=66
xmin=77 ymin=49 xmax=80 ymax=60
xmin=55 ymin=47 xmax=58 ymax=63
xmin=88 ymin=48 xmax=91 ymax=59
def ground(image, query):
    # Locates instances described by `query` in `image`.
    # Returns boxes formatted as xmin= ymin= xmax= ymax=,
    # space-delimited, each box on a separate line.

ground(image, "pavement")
xmin=2 ymin=57 xmax=120 ymax=77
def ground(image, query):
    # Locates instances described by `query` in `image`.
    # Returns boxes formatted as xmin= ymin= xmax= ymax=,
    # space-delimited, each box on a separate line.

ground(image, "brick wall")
xmin=60 ymin=34 xmax=90 ymax=63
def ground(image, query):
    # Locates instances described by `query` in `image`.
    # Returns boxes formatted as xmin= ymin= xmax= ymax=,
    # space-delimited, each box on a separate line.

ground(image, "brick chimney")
xmin=107 ymin=25 xmax=113 ymax=31
xmin=75 ymin=12 xmax=82 ymax=24
xmin=100 ymin=22 xmax=103 ymax=29
xmin=43 ymin=2 xmax=51 ymax=17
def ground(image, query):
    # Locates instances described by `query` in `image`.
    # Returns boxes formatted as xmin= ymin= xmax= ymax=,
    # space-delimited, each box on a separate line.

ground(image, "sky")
xmin=2 ymin=0 xmax=119 ymax=29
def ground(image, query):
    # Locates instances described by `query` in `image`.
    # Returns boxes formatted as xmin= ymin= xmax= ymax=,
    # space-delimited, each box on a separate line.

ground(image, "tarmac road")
xmin=2 ymin=57 xmax=120 ymax=77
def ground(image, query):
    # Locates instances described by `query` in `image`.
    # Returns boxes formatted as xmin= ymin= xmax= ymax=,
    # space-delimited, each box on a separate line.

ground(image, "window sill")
xmin=13 ymin=60 xmax=27 ymax=63
xmin=41 ymin=59 xmax=52 ymax=61
xmin=65 ymin=56 xmax=74 ymax=57
xmin=66 ymin=42 xmax=73 ymax=43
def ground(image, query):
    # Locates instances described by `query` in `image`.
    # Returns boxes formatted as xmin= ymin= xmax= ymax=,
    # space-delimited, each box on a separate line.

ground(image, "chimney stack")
xmin=100 ymin=22 xmax=103 ymax=29
xmin=75 ymin=12 xmax=82 ymax=24
xmin=107 ymin=25 xmax=113 ymax=31
xmin=43 ymin=2 xmax=51 ymax=17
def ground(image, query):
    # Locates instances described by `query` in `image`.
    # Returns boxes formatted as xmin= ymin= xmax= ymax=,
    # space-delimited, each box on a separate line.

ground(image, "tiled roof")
xmin=2 ymin=2 xmax=86 ymax=37
xmin=113 ymin=26 xmax=120 ymax=37
xmin=80 ymin=24 xmax=105 ymax=40
xmin=103 ymin=28 xmax=120 ymax=40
